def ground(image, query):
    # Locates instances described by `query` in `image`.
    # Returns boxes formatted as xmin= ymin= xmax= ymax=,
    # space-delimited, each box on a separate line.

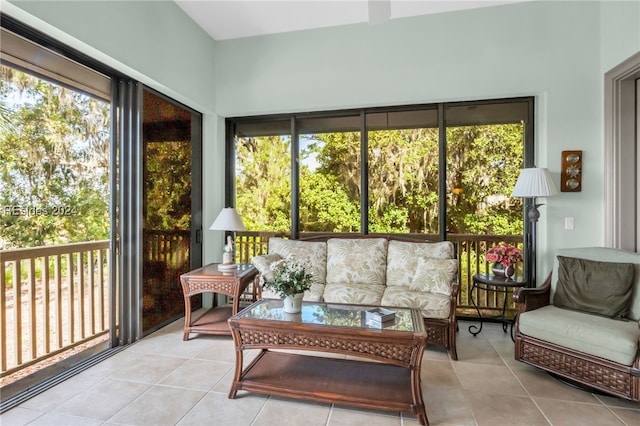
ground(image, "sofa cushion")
xmin=410 ymin=257 xmax=458 ymax=296
xmin=266 ymin=238 xmax=327 ymax=302
xmin=386 ymin=240 xmax=455 ymax=287
xmin=554 ymin=256 xmax=635 ymax=320
xmin=518 ymin=305 xmax=640 ymax=366
xmin=269 ymin=238 xmax=327 ymax=287
xmin=326 ymin=238 xmax=388 ymax=286
xmin=323 ymin=282 xmax=385 ymax=305
xmin=381 ymin=287 xmax=451 ymax=319
xmin=251 ymin=253 xmax=282 ymax=281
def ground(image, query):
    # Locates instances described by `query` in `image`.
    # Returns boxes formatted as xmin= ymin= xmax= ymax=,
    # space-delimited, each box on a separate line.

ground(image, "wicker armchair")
xmin=513 ymin=247 xmax=640 ymax=401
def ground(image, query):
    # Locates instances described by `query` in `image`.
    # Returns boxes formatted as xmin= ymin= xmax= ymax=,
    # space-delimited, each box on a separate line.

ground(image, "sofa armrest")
xmin=450 ymin=283 xmax=459 ymax=318
xmin=512 ymin=272 xmax=551 ymax=313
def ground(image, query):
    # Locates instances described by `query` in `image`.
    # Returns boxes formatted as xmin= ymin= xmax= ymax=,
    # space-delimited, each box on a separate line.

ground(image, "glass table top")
xmin=236 ymin=299 xmax=418 ymax=332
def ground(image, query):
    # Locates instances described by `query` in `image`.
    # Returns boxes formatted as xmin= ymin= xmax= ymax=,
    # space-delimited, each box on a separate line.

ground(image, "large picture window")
xmin=229 ymin=97 xmax=533 ymax=240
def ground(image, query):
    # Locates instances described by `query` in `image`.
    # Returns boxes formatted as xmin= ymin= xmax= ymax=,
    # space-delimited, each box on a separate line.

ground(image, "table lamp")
xmin=209 ymin=207 xmax=246 ymax=270
xmin=512 ymin=167 xmax=558 ymax=286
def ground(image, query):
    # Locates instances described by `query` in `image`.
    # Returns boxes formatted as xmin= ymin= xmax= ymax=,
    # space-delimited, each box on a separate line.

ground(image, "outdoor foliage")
xmin=235 ymin=122 xmax=524 ymax=236
xmin=144 ymin=141 xmax=192 ymax=231
xmin=0 ymin=65 xmax=110 ymax=249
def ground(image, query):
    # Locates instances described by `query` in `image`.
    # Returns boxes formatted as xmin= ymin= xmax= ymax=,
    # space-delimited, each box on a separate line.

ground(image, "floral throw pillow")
xmin=251 ymin=253 xmax=282 ymax=282
xmin=386 ymin=240 xmax=455 ymax=287
xmin=409 ymin=257 xmax=458 ymax=296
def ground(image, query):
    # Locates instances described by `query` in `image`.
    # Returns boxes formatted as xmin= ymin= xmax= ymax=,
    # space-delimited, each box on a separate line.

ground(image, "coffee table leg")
xmin=411 ymin=368 xmax=429 ymax=425
xmin=228 ymin=348 xmax=244 ymax=399
xmin=417 ymin=412 xmax=429 ymax=426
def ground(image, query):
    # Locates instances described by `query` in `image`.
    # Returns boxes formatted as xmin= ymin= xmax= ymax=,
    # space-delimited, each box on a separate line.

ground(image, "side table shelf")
xmin=180 ymin=263 xmax=257 ymax=340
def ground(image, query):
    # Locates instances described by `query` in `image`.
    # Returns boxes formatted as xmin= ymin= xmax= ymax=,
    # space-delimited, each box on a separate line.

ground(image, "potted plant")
xmin=263 ymin=257 xmax=313 ymax=313
xmin=485 ymin=243 xmax=523 ymax=278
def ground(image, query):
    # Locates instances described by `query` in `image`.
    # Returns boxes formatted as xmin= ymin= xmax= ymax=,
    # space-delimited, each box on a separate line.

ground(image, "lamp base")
xmin=217 ymin=263 xmax=237 ymax=271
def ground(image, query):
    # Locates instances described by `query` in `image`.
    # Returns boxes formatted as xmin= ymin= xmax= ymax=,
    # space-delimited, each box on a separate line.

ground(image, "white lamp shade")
xmin=209 ymin=208 xmax=246 ymax=231
xmin=512 ymin=168 xmax=559 ymax=198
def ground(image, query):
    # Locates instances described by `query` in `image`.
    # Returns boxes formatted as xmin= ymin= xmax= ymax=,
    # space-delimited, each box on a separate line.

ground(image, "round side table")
xmin=468 ymin=273 xmax=527 ymax=340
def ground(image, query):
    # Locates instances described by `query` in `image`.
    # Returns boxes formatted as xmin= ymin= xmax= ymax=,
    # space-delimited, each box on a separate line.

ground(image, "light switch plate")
xmin=564 ymin=217 xmax=575 ymax=230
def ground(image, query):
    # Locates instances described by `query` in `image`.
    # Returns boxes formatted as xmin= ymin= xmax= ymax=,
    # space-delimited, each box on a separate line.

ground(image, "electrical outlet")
xmin=564 ymin=217 xmax=575 ymax=230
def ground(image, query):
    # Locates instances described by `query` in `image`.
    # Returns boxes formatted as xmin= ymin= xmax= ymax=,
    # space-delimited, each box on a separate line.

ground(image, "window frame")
xmin=226 ymin=96 xmax=535 ymax=240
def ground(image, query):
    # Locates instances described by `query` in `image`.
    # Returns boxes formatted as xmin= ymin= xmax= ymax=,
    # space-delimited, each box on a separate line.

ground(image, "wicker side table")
xmin=180 ymin=263 xmax=257 ymax=340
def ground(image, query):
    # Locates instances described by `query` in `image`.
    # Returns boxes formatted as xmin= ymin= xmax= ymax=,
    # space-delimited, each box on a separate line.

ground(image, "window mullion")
xmin=438 ymin=103 xmax=447 ymax=241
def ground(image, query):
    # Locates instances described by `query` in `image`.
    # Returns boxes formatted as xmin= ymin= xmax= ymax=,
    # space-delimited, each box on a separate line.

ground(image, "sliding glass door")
xmin=1 ymin=27 xmax=112 ymax=398
xmin=142 ymin=89 xmax=202 ymax=333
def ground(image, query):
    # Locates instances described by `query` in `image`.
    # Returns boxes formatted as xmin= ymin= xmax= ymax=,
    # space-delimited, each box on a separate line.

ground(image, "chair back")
xmin=550 ymin=247 xmax=640 ymax=321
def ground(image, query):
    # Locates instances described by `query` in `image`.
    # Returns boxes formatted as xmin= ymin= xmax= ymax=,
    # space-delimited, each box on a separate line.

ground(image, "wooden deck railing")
xmin=235 ymin=231 xmax=525 ymax=319
xmin=1 ymin=231 xmax=523 ymax=380
xmin=0 ymin=241 xmax=110 ymax=377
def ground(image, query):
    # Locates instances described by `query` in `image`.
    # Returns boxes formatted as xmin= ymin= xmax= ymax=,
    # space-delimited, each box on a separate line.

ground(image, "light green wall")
xmin=3 ymin=1 xmax=640 ymax=280
xmin=214 ymin=0 xmax=640 ymax=280
xmin=600 ymin=0 xmax=640 ymax=73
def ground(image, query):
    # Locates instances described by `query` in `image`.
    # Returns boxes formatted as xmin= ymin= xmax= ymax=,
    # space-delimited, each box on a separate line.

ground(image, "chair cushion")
xmin=323 ymin=282 xmax=385 ymax=305
xmin=409 ymin=257 xmax=458 ymax=296
xmin=382 ymin=287 xmax=451 ymax=319
xmin=554 ymin=256 xmax=635 ymax=319
xmin=326 ymin=238 xmax=388 ymax=286
xmin=550 ymin=248 xmax=640 ymax=321
xmin=519 ymin=305 xmax=640 ymax=366
xmin=386 ymin=240 xmax=455 ymax=287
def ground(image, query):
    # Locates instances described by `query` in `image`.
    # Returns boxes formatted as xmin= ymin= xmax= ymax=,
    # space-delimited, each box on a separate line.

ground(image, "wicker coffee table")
xmin=227 ymin=299 xmax=429 ymax=425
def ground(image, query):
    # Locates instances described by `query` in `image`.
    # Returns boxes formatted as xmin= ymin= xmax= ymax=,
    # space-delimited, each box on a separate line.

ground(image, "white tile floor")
xmin=2 ymin=316 xmax=640 ymax=426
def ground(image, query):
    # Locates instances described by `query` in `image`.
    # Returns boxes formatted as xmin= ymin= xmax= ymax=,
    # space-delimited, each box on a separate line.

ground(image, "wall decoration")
xmin=561 ymin=150 xmax=582 ymax=192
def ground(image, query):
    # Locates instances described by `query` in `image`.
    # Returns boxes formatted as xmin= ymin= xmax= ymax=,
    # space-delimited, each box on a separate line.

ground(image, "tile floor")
xmin=2 ymin=315 xmax=640 ymax=426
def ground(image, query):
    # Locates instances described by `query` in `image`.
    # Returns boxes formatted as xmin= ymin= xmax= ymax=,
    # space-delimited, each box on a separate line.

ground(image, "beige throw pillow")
xmin=409 ymin=257 xmax=458 ymax=296
xmin=251 ymin=253 xmax=282 ymax=281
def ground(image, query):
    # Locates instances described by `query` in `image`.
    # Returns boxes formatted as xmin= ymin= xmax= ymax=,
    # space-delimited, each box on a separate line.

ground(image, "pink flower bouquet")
xmin=485 ymin=243 xmax=523 ymax=267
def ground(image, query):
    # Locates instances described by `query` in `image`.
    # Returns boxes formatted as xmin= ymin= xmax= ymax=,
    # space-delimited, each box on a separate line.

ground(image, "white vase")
xmin=283 ymin=293 xmax=304 ymax=313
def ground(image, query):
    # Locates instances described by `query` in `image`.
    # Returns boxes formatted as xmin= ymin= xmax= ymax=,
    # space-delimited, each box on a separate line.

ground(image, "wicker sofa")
xmin=252 ymin=235 xmax=460 ymax=360
xmin=513 ymin=247 xmax=640 ymax=401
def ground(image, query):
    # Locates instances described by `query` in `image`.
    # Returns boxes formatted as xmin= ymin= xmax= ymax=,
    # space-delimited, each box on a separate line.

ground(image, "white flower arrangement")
xmin=262 ymin=257 xmax=313 ymax=299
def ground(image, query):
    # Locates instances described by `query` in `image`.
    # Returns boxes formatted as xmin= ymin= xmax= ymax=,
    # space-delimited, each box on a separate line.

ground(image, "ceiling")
xmin=174 ymin=0 xmax=529 ymax=41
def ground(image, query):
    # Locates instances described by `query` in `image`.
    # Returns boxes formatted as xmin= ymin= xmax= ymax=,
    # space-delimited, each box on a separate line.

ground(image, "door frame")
xmin=604 ymin=51 xmax=640 ymax=252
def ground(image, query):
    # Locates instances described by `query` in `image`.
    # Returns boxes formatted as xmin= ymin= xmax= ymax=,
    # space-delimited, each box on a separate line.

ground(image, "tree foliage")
xmin=235 ymin=121 xmax=524 ymax=236
xmin=236 ymin=135 xmax=292 ymax=232
xmin=144 ymin=141 xmax=191 ymax=231
xmin=0 ymin=65 xmax=110 ymax=249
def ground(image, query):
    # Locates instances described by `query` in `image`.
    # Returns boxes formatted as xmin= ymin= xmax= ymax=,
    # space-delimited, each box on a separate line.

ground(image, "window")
xmin=367 ymin=109 xmax=439 ymax=234
xmin=229 ymin=98 xmax=533 ymax=240
xmin=445 ymin=101 xmax=531 ymax=236
xmin=299 ymin=114 xmax=361 ymax=232
xmin=234 ymin=119 xmax=292 ymax=232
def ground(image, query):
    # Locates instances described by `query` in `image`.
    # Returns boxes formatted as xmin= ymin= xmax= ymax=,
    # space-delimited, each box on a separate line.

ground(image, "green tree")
xmin=235 ymin=135 xmax=292 ymax=232
xmin=233 ymin=118 xmax=525 ymax=237
xmin=144 ymin=141 xmax=192 ymax=230
xmin=0 ymin=65 xmax=110 ymax=249
xmin=446 ymin=124 xmax=524 ymax=235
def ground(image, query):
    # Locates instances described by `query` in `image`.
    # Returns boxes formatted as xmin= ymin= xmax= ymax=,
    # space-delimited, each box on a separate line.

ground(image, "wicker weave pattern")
xmin=425 ymin=324 xmax=446 ymax=347
xmin=238 ymin=329 xmax=415 ymax=364
xmin=186 ymin=280 xmax=235 ymax=295
xmin=521 ymin=342 xmax=632 ymax=397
